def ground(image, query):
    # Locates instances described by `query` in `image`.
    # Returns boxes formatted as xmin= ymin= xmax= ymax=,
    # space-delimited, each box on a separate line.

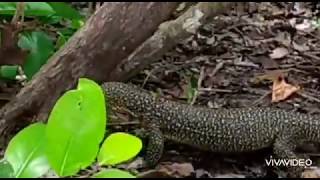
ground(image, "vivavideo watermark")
xmin=265 ymin=156 xmax=313 ymax=167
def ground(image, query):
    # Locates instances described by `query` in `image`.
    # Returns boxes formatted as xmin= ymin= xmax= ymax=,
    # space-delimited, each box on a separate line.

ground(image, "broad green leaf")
xmin=92 ymin=169 xmax=136 ymax=178
xmin=4 ymin=123 xmax=50 ymax=178
xmin=0 ymin=2 xmax=55 ymax=16
xmin=0 ymin=65 xmax=18 ymax=80
xmin=98 ymin=132 xmax=142 ymax=166
xmin=0 ymin=159 xmax=14 ymax=178
xmin=46 ymin=78 xmax=106 ymax=177
xmin=18 ymin=31 xmax=54 ymax=80
xmin=24 ymin=2 xmax=55 ymax=16
xmin=0 ymin=2 xmax=16 ymax=15
xmin=47 ymin=2 xmax=83 ymax=20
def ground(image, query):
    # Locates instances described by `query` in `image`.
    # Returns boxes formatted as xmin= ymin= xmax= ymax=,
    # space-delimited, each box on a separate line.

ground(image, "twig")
xmin=297 ymin=91 xmax=320 ymax=103
xmin=222 ymin=60 xmax=260 ymax=68
xmin=11 ymin=2 xmax=24 ymax=25
xmin=301 ymin=52 xmax=320 ymax=62
xmin=174 ymin=55 xmax=212 ymax=65
xmin=0 ymin=94 xmax=13 ymax=101
xmin=209 ymin=61 xmax=224 ymax=77
xmin=88 ymin=2 xmax=94 ymax=17
xmin=107 ymin=121 xmax=140 ymax=126
xmin=250 ymin=91 xmax=271 ymax=106
xmin=305 ymin=153 xmax=320 ymax=157
xmin=286 ymin=67 xmax=310 ymax=75
xmin=190 ymin=66 xmax=205 ymax=105
xmin=198 ymin=87 xmax=233 ymax=93
xmin=142 ymin=69 xmax=155 ymax=88
xmin=232 ymin=59 xmax=260 ymax=68
xmin=95 ymin=2 xmax=103 ymax=11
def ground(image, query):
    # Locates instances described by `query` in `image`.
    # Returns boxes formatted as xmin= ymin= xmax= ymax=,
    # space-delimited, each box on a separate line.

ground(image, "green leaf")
xmin=187 ymin=75 xmax=198 ymax=104
xmin=38 ymin=15 xmax=63 ymax=25
xmin=92 ymin=169 xmax=136 ymax=178
xmin=0 ymin=2 xmax=16 ymax=15
xmin=58 ymin=27 xmax=76 ymax=37
xmin=47 ymin=2 xmax=83 ymax=20
xmin=0 ymin=159 xmax=14 ymax=178
xmin=0 ymin=2 xmax=55 ymax=17
xmin=97 ymin=132 xmax=142 ymax=166
xmin=55 ymin=32 xmax=67 ymax=49
xmin=4 ymin=123 xmax=50 ymax=178
xmin=18 ymin=31 xmax=54 ymax=80
xmin=71 ymin=19 xmax=84 ymax=29
xmin=46 ymin=78 xmax=106 ymax=177
xmin=0 ymin=65 xmax=18 ymax=80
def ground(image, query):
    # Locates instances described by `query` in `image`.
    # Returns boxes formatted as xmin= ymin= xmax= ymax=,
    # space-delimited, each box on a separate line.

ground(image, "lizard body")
xmin=102 ymin=82 xmax=320 ymax=177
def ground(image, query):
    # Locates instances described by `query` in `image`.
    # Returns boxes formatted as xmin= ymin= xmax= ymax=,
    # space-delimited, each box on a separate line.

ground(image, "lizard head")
xmin=102 ymin=82 xmax=129 ymax=109
xmin=101 ymin=81 xmax=155 ymax=113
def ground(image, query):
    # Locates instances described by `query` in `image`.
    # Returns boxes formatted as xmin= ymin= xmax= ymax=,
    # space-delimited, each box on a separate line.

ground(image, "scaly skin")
xmin=102 ymin=82 xmax=320 ymax=177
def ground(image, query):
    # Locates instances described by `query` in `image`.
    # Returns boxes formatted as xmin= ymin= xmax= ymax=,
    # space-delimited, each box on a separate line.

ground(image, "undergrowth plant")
xmin=0 ymin=3 xmax=143 ymax=178
xmin=0 ymin=78 xmax=143 ymax=178
xmin=0 ymin=2 xmax=84 ymax=80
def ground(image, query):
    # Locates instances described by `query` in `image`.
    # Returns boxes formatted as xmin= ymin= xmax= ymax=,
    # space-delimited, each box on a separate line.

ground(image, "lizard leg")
xmin=273 ymin=137 xmax=308 ymax=178
xmin=144 ymin=127 xmax=164 ymax=167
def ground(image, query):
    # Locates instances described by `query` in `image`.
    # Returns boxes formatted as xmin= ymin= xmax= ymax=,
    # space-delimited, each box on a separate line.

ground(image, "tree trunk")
xmin=108 ymin=2 xmax=237 ymax=81
xmin=0 ymin=2 xmax=179 ymax=147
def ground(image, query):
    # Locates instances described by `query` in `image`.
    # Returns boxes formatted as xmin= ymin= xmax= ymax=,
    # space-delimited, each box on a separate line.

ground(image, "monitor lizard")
xmin=102 ymin=82 xmax=320 ymax=177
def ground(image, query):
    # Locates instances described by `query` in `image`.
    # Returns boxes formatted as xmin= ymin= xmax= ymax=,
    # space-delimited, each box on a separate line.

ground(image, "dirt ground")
xmin=122 ymin=2 xmax=320 ymax=178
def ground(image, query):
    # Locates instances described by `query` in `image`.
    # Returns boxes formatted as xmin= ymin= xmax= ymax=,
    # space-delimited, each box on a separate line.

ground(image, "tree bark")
xmin=108 ymin=2 xmax=237 ymax=82
xmin=0 ymin=2 xmax=179 ymax=147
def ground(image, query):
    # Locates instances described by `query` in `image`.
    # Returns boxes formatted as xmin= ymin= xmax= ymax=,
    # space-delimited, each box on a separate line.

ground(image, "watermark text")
xmin=265 ymin=156 xmax=312 ymax=167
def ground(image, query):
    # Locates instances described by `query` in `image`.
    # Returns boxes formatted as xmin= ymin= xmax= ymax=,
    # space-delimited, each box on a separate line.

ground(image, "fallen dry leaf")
xmin=137 ymin=170 xmax=172 ymax=178
xmin=269 ymin=47 xmax=289 ymax=59
xmin=302 ymin=168 xmax=320 ymax=178
xmin=251 ymin=55 xmax=279 ymax=69
xmin=116 ymin=157 xmax=144 ymax=170
xmin=292 ymin=41 xmax=310 ymax=52
xmin=275 ymin=32 xmax=291 ymax=47
xmin=157 ymin=162 xmax=195 ymax=178
xmin=195 ymin=169 xmax=213 ymax=178
xmin=295 ymin=19 xmax=314 ymax=32
xmin=214 ymin=173 xmax=246 ymax=178
xmin=271 ymin=74 xmax=300 ymax=102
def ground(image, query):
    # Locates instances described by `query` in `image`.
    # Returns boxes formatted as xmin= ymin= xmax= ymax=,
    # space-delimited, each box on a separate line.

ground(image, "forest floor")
xmin=122 ymin=2 xmax=320 ymax=178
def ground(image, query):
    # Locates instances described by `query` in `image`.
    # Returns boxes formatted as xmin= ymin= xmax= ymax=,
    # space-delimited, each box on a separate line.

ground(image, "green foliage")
xmin=0 ymin=78 xmax=141 ymax=178
xmin=0 ymin=2 xmax=142 ymax=176
xmin=45 ymin=78 xmax=106 ymax=177
xmin=0 ymin=2 xmax=83 ymax=81
xmin=98 ymin=132 xmax=142 ymax=166
xmin=18 ymin=31 xmax=55 ymax=80
xmin=0 ymin=159 xmax=14 ymax=178
xmin=47 ymin=2 xmax=82 ymax=20
xmin=0 ymin=2 xmax=83 ymax=19
xmin=0 ymin=2 xmax=55 ymax=17
xmin=0 ymin=65 xmax=19 ymax=80
xmin=4 ymin=123 xmax=49 ymax=178
xmin=92 ymin=168 xmax=136 ymax=178
xmin=0 ymin=2 xmax=142 ymax=178
xmin=187 ymin=75 xmax=198 ymax=104
xmin=55 ymin=32 xmax=67 ymax=49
